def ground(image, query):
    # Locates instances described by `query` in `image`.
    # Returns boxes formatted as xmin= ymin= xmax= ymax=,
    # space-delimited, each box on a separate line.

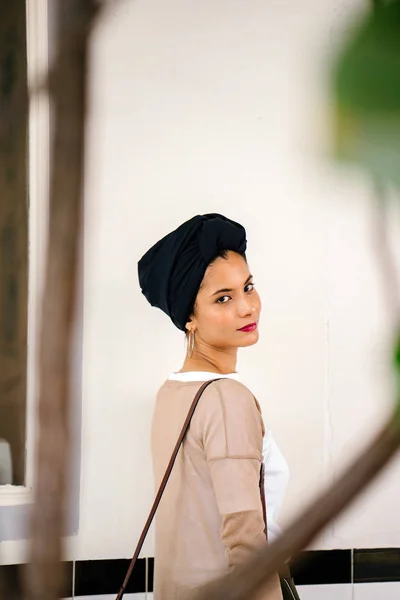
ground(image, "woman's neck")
xmin=179 ymin=347 xmax=238 ymax=375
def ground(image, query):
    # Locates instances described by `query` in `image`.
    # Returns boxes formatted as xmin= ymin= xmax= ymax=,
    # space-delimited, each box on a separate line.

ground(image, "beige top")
xmin=168 ymin=371 xmax=290 ymax=542
xmin=151 ymin=377 xmax=283 ymax=600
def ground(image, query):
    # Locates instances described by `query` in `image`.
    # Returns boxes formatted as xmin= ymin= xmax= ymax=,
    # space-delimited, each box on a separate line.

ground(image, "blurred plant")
xmin=196 ymin=2 xmax=400 ymax=599
xmin=333 ymin=0 xmax=400 ymax=412
xmin=333 ymin=0 xmax=400 ymax=188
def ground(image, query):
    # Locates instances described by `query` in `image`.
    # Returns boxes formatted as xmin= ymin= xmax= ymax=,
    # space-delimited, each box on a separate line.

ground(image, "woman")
xmin=138 ymin=213 xmax=290 ymax=600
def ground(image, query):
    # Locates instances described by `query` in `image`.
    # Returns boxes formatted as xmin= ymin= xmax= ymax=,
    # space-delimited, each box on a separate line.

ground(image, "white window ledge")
xmin=0 ymin=485 xmax=33 ymax=507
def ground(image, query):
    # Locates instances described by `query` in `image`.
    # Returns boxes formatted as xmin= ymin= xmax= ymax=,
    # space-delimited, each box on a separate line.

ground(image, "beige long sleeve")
xmin=199 ymin=379 xmax=268 ymax=567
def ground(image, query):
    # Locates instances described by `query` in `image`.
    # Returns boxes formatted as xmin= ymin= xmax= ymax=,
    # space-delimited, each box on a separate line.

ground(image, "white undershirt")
xmin=168 ymin=371 xmax=290 ymax=541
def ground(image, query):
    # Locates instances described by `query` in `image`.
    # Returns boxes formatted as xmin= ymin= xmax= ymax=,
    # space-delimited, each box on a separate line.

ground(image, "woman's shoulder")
xmin=198 ymin=378 xmax=264 ymax=454
xmin=201 ymin=377 xmax=261 ymax=416
xmin=213 ymin=377 xmax=254 ymax=398
xmin=155 ymin=376 xmax=260 ymax=417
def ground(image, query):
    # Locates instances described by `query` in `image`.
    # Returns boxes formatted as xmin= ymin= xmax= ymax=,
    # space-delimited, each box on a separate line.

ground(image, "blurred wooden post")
xmin=24 ymin=2 xmax=100 ymax=599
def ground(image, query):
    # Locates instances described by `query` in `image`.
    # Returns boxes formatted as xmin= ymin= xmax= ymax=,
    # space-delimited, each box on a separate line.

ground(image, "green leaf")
xmin=335 ymin=2 xmax=400 ymax=114
xmin=332 ymin=1 xmax=400 ymax=186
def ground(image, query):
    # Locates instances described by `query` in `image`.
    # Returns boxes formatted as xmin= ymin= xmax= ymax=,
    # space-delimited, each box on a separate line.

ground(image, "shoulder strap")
xmin=259 ymin=462 xmax=268 ymax=539
xmin=115 ymin=378 xmax=222 ymax=600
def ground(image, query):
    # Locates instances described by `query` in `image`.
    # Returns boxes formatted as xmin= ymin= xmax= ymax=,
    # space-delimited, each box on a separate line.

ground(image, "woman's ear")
xmin=185 ymin=316 xmax=196 ymax=333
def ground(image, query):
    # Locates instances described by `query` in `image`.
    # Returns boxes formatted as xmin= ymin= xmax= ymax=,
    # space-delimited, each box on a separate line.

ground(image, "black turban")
xmin=137 ymin=213 xmax=247 ymax=331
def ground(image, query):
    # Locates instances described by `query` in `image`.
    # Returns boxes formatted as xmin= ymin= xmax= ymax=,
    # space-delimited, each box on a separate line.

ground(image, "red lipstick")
xmin=238 ymin=322 xmax=257 ymax=333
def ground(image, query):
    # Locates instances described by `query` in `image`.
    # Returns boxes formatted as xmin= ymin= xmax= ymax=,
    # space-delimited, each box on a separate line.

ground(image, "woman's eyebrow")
xmin=211 ymin=274 xmax=253 ymax=297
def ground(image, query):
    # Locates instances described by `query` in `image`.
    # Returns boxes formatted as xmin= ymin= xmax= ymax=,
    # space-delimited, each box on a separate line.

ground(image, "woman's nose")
xmin=237 ymin=297 xmax=256 ymax=317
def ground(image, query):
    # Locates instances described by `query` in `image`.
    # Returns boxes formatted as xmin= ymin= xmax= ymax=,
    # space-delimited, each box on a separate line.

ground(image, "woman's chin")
xmin=239 ymin=331 xmax=259 ymax=348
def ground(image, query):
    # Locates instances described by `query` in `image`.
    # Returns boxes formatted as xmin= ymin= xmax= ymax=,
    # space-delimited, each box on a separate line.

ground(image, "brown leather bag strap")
xmin=259 ymin=462 xmax=267 ymax=539
xmin=115 ymin=378 xmax=222 ymax=600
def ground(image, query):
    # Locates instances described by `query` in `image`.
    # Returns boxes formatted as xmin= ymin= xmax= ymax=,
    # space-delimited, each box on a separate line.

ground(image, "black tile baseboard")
xmin=354 ymin=548 xmax=400 ymax=583
xmin=148 ymin=556 xmax=154 ymax=593
xmin=75 ymin=557 xmax=146 ymax=596
xmin=1 ymin=549 xmax=400 ymax=596
xmin=290 ymin=549 xmax=352 ymax=585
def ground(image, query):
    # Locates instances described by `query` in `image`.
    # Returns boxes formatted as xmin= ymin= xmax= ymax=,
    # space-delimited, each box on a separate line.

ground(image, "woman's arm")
xmin=199 ymin=379 xmax=267 ymax=568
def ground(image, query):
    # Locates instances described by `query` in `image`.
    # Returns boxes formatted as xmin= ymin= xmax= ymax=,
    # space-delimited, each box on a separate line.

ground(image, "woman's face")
xmin=188 ymin=251 xmax=261 ymax=350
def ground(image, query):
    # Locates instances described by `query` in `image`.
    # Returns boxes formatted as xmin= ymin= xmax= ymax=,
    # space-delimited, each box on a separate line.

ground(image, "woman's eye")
xmin=216 ymin=295 xmax=230 ymax=304
xmin=245 ymin=282 xmax=254 ymax=292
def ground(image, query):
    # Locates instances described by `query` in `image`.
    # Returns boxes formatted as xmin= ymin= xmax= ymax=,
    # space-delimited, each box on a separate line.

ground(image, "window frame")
xmin=0 ymin=0 xmax=82 ymax=541
xmin=0 ymin=0 xmax=49 ymax=506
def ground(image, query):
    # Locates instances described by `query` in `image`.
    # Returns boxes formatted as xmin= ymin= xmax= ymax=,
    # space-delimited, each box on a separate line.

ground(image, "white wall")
xmin=3 ymin=0 xmax=400 ymax=565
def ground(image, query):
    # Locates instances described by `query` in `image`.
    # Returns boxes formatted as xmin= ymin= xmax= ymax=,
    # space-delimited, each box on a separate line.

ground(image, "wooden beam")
xmin=23 ymin=2 xmax=101 ymax=599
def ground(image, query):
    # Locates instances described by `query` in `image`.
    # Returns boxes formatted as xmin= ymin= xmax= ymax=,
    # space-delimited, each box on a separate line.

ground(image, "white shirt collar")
xmin=168 ymin=371 xmax=240 ymax=382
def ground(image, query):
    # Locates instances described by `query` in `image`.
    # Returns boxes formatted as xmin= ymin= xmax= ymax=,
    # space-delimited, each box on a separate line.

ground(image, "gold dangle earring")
xmin=187 ymin=330 xmax=195 ymax=359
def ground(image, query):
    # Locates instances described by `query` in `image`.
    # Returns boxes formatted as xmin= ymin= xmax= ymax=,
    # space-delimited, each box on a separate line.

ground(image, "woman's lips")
xmin=238 ymin=322 xmax=257 ymax=333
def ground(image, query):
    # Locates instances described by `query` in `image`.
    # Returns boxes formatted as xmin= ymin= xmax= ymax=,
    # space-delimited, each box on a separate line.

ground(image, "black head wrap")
xmin=137 ymin=213 xmax=247 ymax=331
